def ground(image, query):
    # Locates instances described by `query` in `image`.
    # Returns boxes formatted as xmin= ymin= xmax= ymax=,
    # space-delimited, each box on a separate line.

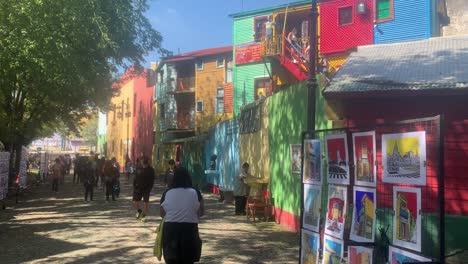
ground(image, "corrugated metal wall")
xmin=374 ymin=0 xmax=432 ymax=44
xmin=233 ymin=63 xmax=271 ymax=116
xmin=224 ymin=83 xmax=234 ymax=114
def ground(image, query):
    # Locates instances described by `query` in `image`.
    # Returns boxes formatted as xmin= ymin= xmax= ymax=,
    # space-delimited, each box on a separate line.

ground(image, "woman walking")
xmin=103 ymin=160 xmax=118 ymax=201
xmin=160 ymin=167 xmax=204 ymax=263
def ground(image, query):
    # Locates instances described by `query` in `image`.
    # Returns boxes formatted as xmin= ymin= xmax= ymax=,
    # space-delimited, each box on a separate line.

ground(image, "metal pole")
xmin=307 ymin=0 xmax=319 ymax=131
xmin=438 ymin=115 xmax=445 ymax=263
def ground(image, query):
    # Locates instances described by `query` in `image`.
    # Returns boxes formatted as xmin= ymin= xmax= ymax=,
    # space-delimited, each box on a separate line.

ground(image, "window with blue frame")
xmin=376 ymin=0 xmax=394 ymax=22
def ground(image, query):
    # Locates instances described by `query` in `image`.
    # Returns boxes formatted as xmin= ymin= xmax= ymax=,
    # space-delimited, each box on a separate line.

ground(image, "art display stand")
xmin=299 ymin=116 xmax=444 ymax=264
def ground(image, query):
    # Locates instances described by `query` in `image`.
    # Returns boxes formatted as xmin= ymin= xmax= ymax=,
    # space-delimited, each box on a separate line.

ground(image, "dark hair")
xmin=55 ymin=158 xmax=60 ymax=163
xmin=172 ymin=167 xmax=193 ymax=188
xmin=242 ymin=162 xmax=250 ymax=168
xmin=168 ymin=159 xmax=175 ymax=166
xmin=141 ymin=156 xmax=149 ymax=165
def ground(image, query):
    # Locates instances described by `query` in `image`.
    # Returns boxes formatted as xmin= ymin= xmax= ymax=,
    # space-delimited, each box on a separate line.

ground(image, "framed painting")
xmin=382 ymin=131 xmax=426 ymax=185
xmin=303 ymin=184 xmax=321 ymax=232
xmin=348 ymin=246 xmax=373 ymax=264
xmin=291 ymin=144 xmax=302 ymax=174
xmin=352 ymin=131 xmax=377 ymax=187
xmin=350 ymin=186 xmax=376 ymax=243
xmin=325 ymin=134 xmax=350 ymax=185
xmin=388 ymin=246 xmax=431 ymax=263
xmin=325 ymin=185 xmax=348 ymax=239
xmin=322 ymin=235 xmax=343 ymax=264
xmin=393 ymin=187 xmax=422 ymax=252
xmin=301 ymin=229 xmax=320 ymax=264
xmin=303 ymin=139 xmax=322 ymax=184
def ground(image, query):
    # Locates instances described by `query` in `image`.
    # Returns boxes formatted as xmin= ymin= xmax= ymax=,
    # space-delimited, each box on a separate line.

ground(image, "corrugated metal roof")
xmin=324 ymin=35 xmax=468 ymax=96
xmin=229 ymin=0 xmax=312 ymax=18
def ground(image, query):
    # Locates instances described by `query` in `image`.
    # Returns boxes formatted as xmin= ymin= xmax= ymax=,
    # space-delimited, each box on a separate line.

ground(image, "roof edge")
xmin=229 ymin=0 xmax=312 ymax=18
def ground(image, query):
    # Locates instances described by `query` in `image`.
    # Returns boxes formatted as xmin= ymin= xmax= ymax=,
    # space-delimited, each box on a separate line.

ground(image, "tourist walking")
xmin=234 ymin=162 xmax=253 ymax=215
xmin=160 ymin=167 xmax=204 ymax=263
xmin=103 ymin=160 xmax=118 ymax=201
xmin=50 ymin=158 xmax=63 ymax=193
xmin=111 ymin=157 xmax=121 ymax=197
xmin=125 ymin=157 xmax=132 ymax=182
xmin=82 ymin=159 xmax=95 ymax=202
xmin=133 ymin=157 xmax=155 ymax=223
xmin=164 ymin=159 xmax=176 ymax=189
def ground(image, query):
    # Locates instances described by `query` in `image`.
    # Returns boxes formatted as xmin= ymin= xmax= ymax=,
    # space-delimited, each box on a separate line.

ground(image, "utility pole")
xmin=307 ymin=0 xmax=319 ymax=131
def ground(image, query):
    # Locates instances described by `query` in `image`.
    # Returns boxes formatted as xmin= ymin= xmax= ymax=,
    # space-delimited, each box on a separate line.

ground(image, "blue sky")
xmin=144 ymin=0 xmax=296 ymax=65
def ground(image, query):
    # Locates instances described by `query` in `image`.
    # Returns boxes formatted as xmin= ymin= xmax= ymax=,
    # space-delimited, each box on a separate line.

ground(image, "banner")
xmin=235 ymin=42 xmax=262 ymax=65
xmin=0 ymin=152 xmax=10 ymax=200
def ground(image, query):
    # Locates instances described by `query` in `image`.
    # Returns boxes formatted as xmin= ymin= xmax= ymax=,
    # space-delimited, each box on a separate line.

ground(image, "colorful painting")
xmin=350 ymin=187 xmax=376 ymax=242
xmin=322 ymin=235 xmax=343 ymax=264
xmin=303 ymin=184 xmax=321 ymax=232
xmin=382 ymin=131 xmax=426 ymax=185
xmin=352 ymin=131 xmax=376 ymax=187
xmin=325 ymin=185 xmax=347 ymax=239
xmin=348 ymin=246 xmax=373 ymax=264
xmin=303 ymin=140 xmax=322 ymax=184
xmin=301 ymin=229 xmax=320 ymax=264
xmin=393 ymin=187 xmax=422 ymax=252
xmin=325 ymin=134 xmax=350 ymax=185
xmin=389 ymin=246 xmax=431 ymax=263
xmin=291 ymin=144 xmax=302 ymax=174
xmin=235 ymin=42 xmax=262 ymax=65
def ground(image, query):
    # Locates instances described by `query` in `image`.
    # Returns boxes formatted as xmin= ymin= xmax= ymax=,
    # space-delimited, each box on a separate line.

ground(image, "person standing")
xmin=73 ymin=154 xmax=80 ymax=183
xmin=82 ymin=159 xmax=95 ymax=202
xmin=160 ymin=167 xmax=204 ymax=263
xmin=50 ymin=158 xmax=63 ymax=193
xmin=125 ymin=157 xmax=132 ymax=182
xmin=234 ymin=162 xmax=253 ymax=215
xmin=164 ymin=159 xmax=176 ymax=189
xmin=103 ymin=160 xmax=118 ymax=201
xmin=111 ymin=157 xmax=121 ymax=197
xmin=133 ymin=157 xmax=155 ymax=223
xmin=97 ymin=157 xmax=106 ymax=189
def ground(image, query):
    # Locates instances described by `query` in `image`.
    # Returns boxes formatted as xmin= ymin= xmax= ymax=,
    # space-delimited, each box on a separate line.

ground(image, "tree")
xmin=79 ymin=115 xmax=99 ymax=148
xmin=0 ymin=0 xmax=167 ymax=180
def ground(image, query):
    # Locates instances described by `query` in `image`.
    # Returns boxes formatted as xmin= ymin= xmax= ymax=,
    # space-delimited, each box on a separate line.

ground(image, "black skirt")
xmin=163 ymin=222 xmax=201 ymax=264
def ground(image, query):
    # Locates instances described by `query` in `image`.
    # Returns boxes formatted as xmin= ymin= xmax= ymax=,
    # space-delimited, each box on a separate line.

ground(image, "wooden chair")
xmin=246 ymin=190 xmax=271 ymax=222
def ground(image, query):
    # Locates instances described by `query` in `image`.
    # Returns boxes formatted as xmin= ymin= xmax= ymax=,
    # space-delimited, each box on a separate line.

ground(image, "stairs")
xmin=275 ymin=39 xmax=309 ymax=81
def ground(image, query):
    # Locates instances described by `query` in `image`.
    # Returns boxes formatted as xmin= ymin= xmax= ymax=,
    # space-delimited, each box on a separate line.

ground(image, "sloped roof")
xmin=229 ymin=0 xmax=312 ymax=18
xmin=323 ymin=35 xmax=468 ymax=97
xmin=164 ymin=46 xmax=232 ymax=63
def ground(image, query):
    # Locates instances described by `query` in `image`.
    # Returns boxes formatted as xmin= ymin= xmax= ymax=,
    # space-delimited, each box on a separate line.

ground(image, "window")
xmin=376 ymin=0 xmax=394 ymax=22
xmin=338 ymin=6 xmax=353 ymax=26
xmin=254 ymin=78 xmax=272 ymax=100
xmin=216 ymin=58 xmax=224 ymax=68
xmin=216 ymin=88 xmax=224 ymax=114
xmin=226 ymin=59 xmax=233 ymax=83
xmin=254 ymin=16 xmax=268 ymax=42
xmin=196 ymin=60 xmax=204 ymax=71
xmin=196 ymin=100 xmax=204 ymax=113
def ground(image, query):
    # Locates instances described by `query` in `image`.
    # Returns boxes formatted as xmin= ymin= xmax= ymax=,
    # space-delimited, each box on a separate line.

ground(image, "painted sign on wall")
xmin=235 ymin=42 xmax=262 ymax=65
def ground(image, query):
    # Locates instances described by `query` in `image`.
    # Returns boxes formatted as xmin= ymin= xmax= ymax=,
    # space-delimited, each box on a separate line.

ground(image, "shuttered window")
xmin=376 ymin=0 xmax=394 ymax=21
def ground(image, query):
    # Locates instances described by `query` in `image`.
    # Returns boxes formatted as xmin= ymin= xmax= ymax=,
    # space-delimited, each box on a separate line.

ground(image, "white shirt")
xmin=161 ymin=188 xmax=201 ymax=223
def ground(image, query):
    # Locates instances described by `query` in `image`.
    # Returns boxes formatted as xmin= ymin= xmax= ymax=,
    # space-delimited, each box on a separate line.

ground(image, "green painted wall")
xmin=233 ymin=63 xmax=271 ymax=116
xmin=233 ymin=17 xmax=255 ymax=45
xmin=180 ymin=139 xmax=206 ymax=190
xmin=268 ymin=77 xmax=330 ymax=217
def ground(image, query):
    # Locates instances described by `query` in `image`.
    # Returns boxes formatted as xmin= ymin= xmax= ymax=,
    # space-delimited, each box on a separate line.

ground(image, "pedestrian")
xmin=125 ymin=157 xmax=132 ymax=182
xmin=160 ymin=167 xmax=204 ymax=263
xmin=234 ymin=162 xmax=253 ymax=216
xmin=59 ymin=156 xmax=66 ymax=184
xmin=97 ymin=156 xmax=106 ymax=189
xmin=133 ymin=156 xmax=155 ymax=223
xmin=111 ymin=157 xmax=121 ymax=197
xmin=103 ymin=160 xmax=118 ymax=201
xmin=82 ymin=159 xmax=95 ymax=202
xmin=73 ymin=154 xmax=81 ymax=184
xmin=164 ymin=159 xmax=176 ymax=189
xmin=50 ymin=158 xmax=63 ymax=193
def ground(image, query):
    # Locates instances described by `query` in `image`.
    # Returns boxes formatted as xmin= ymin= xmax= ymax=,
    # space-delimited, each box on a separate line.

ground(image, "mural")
xmin=303 ymin=184 xmax=321 ymax=232
xmin=325 ymin=185 xmax=348 ymax=239
xmin=350 ymin=187 xmax=376 ymax=242
xmin=322 ymin=235 xmax=343 ymax=264
xmin=348 ymin=246 xmax=373 ymax=264
xmin=291 ymin=144 xmax=302 ymax=174
xmin=382 ymin=131 xmax=426 ymax=185
xmin=301 ymin=229 xmax=320 ymax=264
xmin=303 ymin=140 xmax=322 ymax=184
xmin=325 ymin=134 xmax=350 ymax=185
xmin=352 ymin=131 xmax=376 ymax=187
xmin=393 ymin=187 xmax=422 ymax=252
xmin=389 ymin=246 xmax=430 ymax=263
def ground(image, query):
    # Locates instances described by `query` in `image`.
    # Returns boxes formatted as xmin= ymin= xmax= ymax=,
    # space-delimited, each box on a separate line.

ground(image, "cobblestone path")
xmin=0 ymin=174 xmax=299 ymax=264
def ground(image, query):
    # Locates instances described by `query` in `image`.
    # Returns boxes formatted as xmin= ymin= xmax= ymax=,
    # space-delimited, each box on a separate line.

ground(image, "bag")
xmin=153 ymin=218 xmax=165 ymax=260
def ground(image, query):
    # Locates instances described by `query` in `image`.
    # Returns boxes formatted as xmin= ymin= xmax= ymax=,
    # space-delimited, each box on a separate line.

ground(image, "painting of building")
xmin=348 ymin=246 xmax=373 ymax=264
xmin=303 ymin=184 xmax=321 ymax=232
xmin=303 ymin=139 xmax=321 ymax=184
xmin=325 ymin=134 xmax=350 ymax=185
xmin=389 ymin=246 xmax=430 ymax=263
xmin=325 ymin=185 xmax=347 ymax=239
xmin=322 ymin=235 xmax=343 ymax=264
xmin=301 ymin=229 xmax=320 ymax=264
xmin=393 ymin=187 xmax=421 ymax=252
xmin=353 ymin=131 xmax=376 ymax=187
xmin=350 ymin=187 xmax=376 ymax=242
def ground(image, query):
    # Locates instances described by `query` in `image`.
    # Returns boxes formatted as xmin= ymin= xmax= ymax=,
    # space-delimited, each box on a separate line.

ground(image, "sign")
xmin=235 ymin=42 xmax=262 ymax=65
xmin=0 ymin=152 xmax=10 ymax=200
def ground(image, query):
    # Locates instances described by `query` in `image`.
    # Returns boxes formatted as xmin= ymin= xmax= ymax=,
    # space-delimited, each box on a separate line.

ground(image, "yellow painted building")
xmin=106 ymin=78 xmax=134 ymax=168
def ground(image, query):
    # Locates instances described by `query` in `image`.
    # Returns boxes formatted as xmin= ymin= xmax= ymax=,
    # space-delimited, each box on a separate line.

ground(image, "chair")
xmin=246 ymin=190 xmax=271 ymax=222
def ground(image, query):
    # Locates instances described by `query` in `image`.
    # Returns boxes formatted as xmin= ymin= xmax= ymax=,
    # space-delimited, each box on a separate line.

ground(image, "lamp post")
xmin=307 ymin=0 xmax=319 ymax=131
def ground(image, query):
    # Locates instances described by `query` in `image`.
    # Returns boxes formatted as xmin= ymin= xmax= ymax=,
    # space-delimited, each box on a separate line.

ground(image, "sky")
xmin=144 ymin=0 xmax=296 ymax=65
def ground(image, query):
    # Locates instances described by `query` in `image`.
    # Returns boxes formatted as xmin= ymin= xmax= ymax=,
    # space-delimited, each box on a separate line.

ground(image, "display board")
xmin=0 ymin=152 xmax=10 ymax=200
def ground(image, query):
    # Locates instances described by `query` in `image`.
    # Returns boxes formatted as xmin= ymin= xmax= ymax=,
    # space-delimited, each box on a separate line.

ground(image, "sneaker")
xmin=140 ymin=215 xmax=146 ymax=223
xmin=135 ymin=210 xmax=142 ymax=219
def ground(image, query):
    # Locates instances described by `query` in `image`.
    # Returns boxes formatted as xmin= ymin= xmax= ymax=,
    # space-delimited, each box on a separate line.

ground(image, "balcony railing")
xmin=176 ymin=77 xmax=195 ymax=92
xmin=177 ymin=109 xmax=195 ymax=130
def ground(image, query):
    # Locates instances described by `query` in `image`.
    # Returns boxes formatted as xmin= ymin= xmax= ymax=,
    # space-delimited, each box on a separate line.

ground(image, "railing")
xmin=177 ymin=109 xmax=195 ymax=130
xmin=261 ymin=35 xmax=283 ymax=56
xmin=176 ymin=77 xmax=195 ymax=92
xmin=261 ymin=35 xmax=310 ymax=72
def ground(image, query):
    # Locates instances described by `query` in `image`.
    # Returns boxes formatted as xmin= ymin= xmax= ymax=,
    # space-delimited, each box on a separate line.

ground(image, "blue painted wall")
xmin=374 ymin=0 xmax=432 ymax=44
xmin=204 ymin=119 xmax=240 ymax=190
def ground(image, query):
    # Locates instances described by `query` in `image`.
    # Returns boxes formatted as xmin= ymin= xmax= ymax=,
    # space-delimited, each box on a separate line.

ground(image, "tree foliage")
xmin=0 ymin=0 xmax=166 ymax=174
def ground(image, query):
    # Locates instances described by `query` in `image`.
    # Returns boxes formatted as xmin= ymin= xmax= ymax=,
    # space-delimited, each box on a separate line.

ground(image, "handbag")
xmin=153 ymin=218 xmax=165 ymax=260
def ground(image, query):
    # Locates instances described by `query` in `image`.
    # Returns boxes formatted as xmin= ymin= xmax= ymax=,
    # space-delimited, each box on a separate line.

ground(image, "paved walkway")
xmin=0 ymin=174 xmax=299 ymax=264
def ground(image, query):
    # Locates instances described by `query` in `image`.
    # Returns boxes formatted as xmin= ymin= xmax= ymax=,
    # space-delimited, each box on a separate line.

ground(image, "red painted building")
xmin=320 ymin=0 xmax=374 ymax=55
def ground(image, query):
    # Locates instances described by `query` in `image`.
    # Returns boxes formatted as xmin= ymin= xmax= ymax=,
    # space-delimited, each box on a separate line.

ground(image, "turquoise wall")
xmin=233 ymin=63 xmax=271 ymax=116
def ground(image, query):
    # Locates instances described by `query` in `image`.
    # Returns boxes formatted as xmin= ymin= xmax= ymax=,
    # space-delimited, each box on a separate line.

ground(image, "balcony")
xmin=175 ymin=77 xmax=195 ymax=93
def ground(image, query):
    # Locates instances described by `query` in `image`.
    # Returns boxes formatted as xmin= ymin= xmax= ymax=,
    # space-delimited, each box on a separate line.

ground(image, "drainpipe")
xmin=307 ymin=0 xmax=319 ymax=131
